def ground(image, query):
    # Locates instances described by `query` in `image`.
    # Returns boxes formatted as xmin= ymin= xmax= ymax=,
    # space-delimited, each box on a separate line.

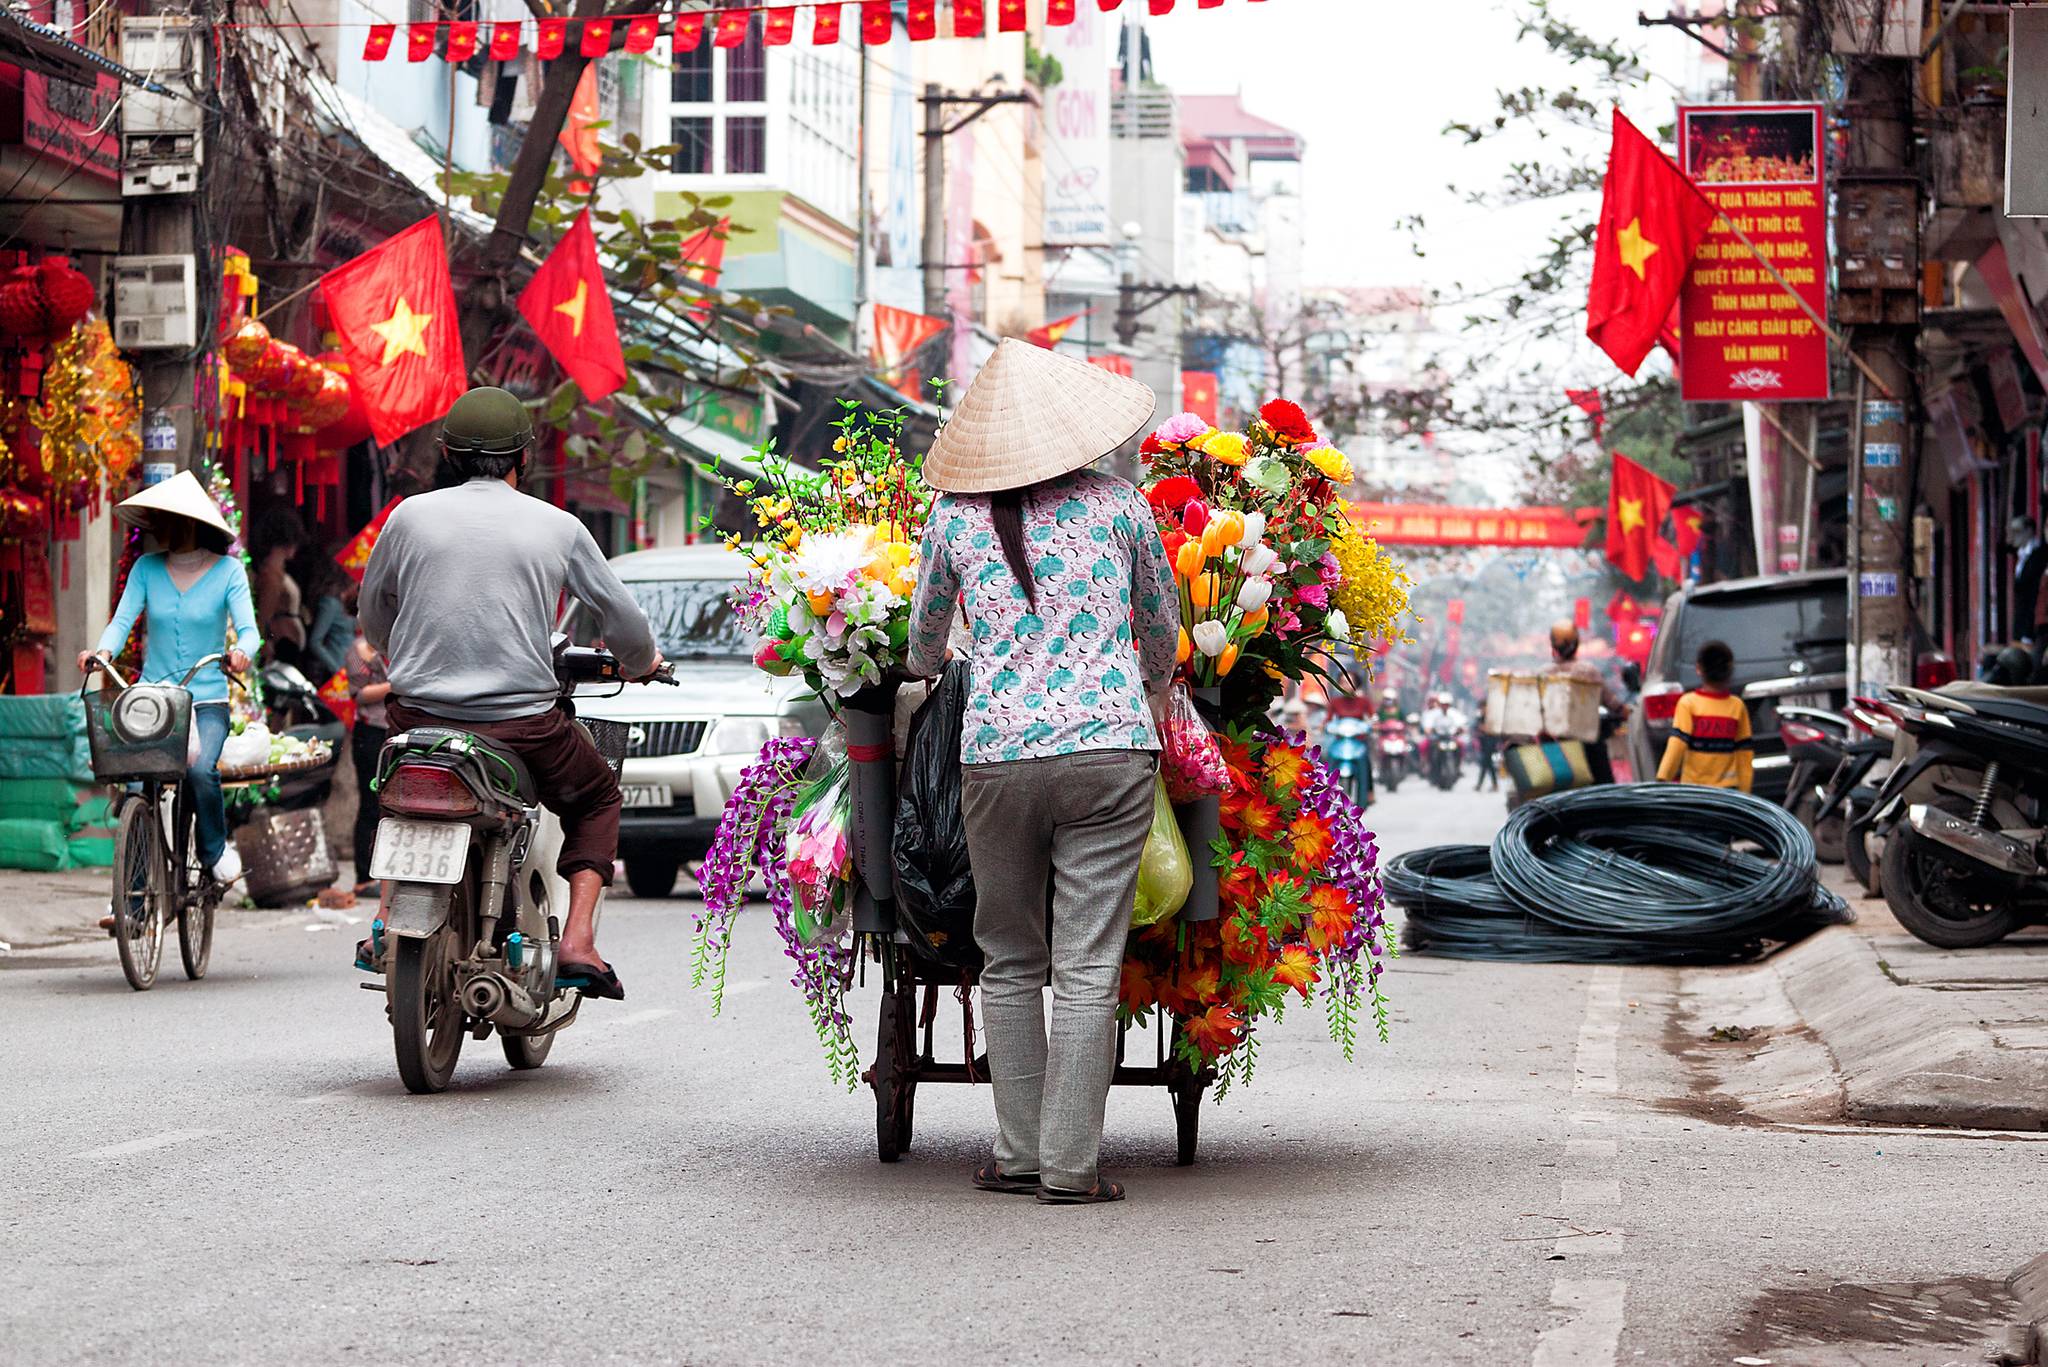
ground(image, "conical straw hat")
xmin=922 ymin=338 xmax=1157 ymax=494
xmin=114 ymin=470 xmax=232 ymax=539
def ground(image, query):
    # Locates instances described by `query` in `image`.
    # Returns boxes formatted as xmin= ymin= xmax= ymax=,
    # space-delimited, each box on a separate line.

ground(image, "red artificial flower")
xmin=1271 ymin=944 xmax=1321 ymax=999
xmin=1119 ymin=957 xmax=1160 ymax=1013
xmin=1148 ymin=474 xmax=1200 ymax=509
xmin=1161 ymin=527 xmax=1190 ymax=563
xmin=1230 ymin=793 xmax=1285 ymax=843
xmin=1140 ymin=433 xmax=1166 ymax=456
xmin=1306 ymin=885 xmax=1355 ymax=952
xmin=1260 ymin=398 xmax=1318 ymax=445
xmin=1180 ymin=1004 xmax=1247 ymax=1058
xmin=1220 ymin=912 xmax=1270 ymax=968
xmin=1288 ymin=811 xmax=1334 ymax=869
xmin=1262 ymin=742 xmax=1309 ymax=795
xmin=1182 ymin=499 xmax=1210 ymax=535
xmin=1219 ymin=855 xmax=1265 ymax=912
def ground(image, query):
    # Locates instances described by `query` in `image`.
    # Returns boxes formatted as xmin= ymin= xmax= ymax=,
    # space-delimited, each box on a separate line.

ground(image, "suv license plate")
xmin=620 ymin=783 xmax=673 ymax=809
xmin=369 ymin=818 xmax=468 ymax=884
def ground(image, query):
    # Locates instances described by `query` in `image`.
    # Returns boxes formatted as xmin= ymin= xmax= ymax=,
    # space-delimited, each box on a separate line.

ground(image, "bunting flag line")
xmin=359 ymin=0 xmax=1258 ymax=61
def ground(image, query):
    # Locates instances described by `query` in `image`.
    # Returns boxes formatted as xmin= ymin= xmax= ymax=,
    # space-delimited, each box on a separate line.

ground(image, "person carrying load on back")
xmin=1539 ymin=621 xmax=1628 ymax=785
xmin=358 ymin=387 xmax=664 ymax=1000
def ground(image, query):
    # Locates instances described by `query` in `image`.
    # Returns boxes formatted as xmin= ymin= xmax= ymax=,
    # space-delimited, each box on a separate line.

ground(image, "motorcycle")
xmin=1778 ymin=705 xmax=1853 ymax=864
xmin=1374 ymin=717 xmax=1412 ymax=792
xmin=1816 ymin=696 xmax=1897 ymax=895
xmin=363 ymin=641 xmax=676 ymax=1092
xmin=1324 ymin=715 xmax=1372 ymax=808
xmin=1862 ymin=682 xmax=2048 ymax=948
xmin=1421 ymin=719 xmax=1464 ymax=790
xmin=258 ymin=660 xmax=343 ymax=811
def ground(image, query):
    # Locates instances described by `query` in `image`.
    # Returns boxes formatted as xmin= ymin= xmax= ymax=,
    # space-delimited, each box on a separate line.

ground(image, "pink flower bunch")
xmin=1154 ymin=411 xmax=1211 ymax=446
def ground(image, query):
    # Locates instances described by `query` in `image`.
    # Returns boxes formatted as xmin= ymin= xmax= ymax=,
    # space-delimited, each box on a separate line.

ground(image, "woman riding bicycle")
xmin=78 ymin=472 xmax=259 ymax=887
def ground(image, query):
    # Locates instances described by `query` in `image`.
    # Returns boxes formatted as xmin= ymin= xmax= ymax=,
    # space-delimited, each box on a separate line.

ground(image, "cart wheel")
xmin=873 ymin=984 xmax=916 ymax=1162
xmin=1169 ymin=1072 xmax=1204 ymax=1166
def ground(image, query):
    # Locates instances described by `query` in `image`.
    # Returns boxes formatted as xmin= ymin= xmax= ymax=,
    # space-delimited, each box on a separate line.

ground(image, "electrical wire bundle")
xmin=1390 ymin=784 xmax=1850 ymax=963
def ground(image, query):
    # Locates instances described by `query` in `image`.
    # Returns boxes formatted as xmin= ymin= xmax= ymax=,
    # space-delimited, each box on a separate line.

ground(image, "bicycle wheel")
xmin=112 ymin=795 xmax=168 ymax=991
xmin=174 ymin=786 xmax=215 ymax=981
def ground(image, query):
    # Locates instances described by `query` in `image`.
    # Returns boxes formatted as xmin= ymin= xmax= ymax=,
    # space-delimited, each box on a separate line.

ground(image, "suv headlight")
xmin=704 ymin=716 xmax=771 ymax=756
xmin=775 ymin=713 xmax=810 ymax=739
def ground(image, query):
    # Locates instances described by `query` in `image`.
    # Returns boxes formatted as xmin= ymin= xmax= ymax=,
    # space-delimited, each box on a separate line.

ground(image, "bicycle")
xmin=82 ymin=653 xmax=239 ymax=991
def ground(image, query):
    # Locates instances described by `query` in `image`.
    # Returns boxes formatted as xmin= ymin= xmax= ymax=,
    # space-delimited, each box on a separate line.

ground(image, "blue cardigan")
xmin=95 ymin=553 xmax=262 ymax=704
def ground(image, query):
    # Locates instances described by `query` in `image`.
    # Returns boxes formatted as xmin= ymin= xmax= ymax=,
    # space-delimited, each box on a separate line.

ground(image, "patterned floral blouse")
xmin=907 ymin=470 xmax=1180 ymax=765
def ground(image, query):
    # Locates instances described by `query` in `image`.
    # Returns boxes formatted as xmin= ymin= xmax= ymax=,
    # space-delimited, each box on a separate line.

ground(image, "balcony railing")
xmin=1111 ymin=89 xmax=1178 ymax=141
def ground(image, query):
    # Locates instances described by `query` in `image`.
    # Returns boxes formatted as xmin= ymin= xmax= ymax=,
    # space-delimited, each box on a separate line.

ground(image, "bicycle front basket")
xmin=579 ymin=718 xmax=630 ymax=778
xmin=84 ymin=684 xmax=193 ymax=782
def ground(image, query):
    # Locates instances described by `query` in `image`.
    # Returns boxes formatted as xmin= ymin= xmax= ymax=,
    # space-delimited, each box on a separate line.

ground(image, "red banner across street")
xmin=1349 ymin=503 xmax=1588 ymax=548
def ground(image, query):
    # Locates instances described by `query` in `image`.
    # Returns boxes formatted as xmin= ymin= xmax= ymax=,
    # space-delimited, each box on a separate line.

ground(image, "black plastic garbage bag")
xmin=892 ymin=662 xmax=981 ymax=971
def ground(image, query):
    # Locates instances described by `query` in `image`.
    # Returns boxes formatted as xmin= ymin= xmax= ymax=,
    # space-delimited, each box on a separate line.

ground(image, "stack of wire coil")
xmin=1389 ymin=784 xmax=1850 ymax=963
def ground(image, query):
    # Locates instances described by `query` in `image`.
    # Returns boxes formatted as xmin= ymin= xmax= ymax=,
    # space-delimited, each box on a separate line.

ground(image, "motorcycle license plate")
xmin=619 ymin=783 xmax=672 ymax=809
xmin=1773 ymin=691 xmax=1828 ymax=712
xmin=370 ymin=818 xmax=468 ymax=884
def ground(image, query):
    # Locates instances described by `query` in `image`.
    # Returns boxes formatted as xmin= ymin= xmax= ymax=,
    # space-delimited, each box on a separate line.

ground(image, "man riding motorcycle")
xmin=358 ymin=387 xmax=663 ymax=999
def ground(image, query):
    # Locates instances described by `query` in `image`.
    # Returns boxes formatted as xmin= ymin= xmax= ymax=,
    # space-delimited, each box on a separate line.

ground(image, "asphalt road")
xmin=5 ymin=777 xmax=2045 ymax=1366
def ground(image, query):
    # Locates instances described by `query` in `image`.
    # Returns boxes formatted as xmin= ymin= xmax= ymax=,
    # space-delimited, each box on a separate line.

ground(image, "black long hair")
xmin=991 ymin=486 xmax=1038 ymax=609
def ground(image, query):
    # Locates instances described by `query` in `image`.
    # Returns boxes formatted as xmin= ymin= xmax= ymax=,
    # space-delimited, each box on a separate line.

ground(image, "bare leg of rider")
xmin=557 ymin=869 xmax=605 ymax=965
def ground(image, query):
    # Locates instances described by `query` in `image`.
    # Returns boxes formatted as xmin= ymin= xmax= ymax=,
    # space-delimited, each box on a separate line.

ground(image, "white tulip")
xmin=1237 ymin=578 xmax=1273 ymax=612
xmin=1191 ymin=620 xmax=1230 ymax=657
xmin=1327 ymin=608 xmax=1351 ymax=641
xmin=1237 ymin=512 xmax=1266 ymax=549
xmin=1241 ymin=544 xmax=1278 ymax=576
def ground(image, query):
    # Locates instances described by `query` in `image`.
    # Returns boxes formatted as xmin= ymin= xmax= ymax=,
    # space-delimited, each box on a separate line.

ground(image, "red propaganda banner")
xmin=1677 ymin=102 xmax=1829 ymax=403
xmin=1349 ymin=503 xmax=1587 ymax=548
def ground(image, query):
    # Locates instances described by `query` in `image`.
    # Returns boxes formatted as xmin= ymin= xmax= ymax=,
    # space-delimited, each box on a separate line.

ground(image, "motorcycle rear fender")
xmin=384 ymin=882 xmax=455 ymax=938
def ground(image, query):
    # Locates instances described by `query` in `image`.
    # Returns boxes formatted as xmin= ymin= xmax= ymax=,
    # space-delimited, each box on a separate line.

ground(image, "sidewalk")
xmin=0 ymin=867 xmax=110 ymax=951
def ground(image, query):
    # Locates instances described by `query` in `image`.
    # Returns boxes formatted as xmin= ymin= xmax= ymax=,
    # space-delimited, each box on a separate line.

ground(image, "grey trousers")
xmin=961 ymin=748 xmax=1156 ymax=1191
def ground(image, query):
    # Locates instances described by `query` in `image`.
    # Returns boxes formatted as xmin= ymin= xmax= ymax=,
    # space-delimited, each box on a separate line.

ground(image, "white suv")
xmin=563 ymin=545 xmax=826 ymax=898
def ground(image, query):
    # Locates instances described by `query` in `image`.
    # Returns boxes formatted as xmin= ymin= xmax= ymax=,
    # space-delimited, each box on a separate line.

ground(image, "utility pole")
xmin=852 ymin=45 xmax=871 ymax=361
xmin=919 ymin=84 xmax=1034 ymax=379
xmin=1732 ymin=0 xmax=1763 ymax=101
xmin=1837 ymin=55 xmax=1920 ymax=692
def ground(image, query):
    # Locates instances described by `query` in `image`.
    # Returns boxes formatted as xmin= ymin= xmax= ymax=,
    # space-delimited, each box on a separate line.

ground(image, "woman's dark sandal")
xmin=1037 ymin=1180 xmax=1126 ymax=1205
xmin=557 ymin=959 xmax=626 ymax=1001
xmin=972 ymin=1161 xmax=1040 ymax=1194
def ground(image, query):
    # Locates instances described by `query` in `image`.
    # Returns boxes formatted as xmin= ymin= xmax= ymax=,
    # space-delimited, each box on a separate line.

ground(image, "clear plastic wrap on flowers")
xmin=1159 ymin=684 xmax=1230 ymax=802
xmin=785 ymin=753 xmax=852 ymax=945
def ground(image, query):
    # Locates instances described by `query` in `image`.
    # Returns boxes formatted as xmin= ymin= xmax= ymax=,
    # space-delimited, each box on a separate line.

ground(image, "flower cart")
xmin=694 ymin=399 xmax=1409 ymax=1165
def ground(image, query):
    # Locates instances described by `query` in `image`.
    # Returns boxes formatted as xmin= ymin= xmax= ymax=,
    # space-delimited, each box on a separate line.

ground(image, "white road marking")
xmin=71 ymin=1129 xmax=215 ymax=1159
xmin=1537 ymin=968 xmax=1628 ymax=1367
xmin=1532 ymin=1280 xmax=1628 ymax=1367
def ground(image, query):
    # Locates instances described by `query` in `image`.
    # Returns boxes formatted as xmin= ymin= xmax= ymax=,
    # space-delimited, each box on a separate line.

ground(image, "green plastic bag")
xmin=1131 ymin=777 xmax=1192 ymax=928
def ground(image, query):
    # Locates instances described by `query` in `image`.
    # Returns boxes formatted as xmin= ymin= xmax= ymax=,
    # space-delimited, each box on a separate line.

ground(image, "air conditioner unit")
xmin=120 ymin=16 xmax=205 ymax=197
xmin=112 ymin=255 xmax=196 ymax=350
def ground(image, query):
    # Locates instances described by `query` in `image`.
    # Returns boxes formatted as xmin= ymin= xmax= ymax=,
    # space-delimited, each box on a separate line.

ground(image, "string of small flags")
xmin=362 ymin=0 xmax=1263 ymax=63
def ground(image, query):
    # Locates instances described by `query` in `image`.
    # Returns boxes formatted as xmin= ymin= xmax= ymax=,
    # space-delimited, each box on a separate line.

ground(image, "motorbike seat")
xmin=1962 ymin=694 xmax=2048 ymax=730
xmin=1937 ymin=681 xmax=2048 ymax=707
xmin=390 ymin=727 xmax=537 ymax=804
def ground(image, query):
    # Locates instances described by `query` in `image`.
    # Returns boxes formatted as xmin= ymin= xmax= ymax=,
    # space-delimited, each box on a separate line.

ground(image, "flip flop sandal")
xmin=1037 ymin=1180 xmax=1126 ymax=1206
xmin=353 ymin=938 xmax=379 ymax=973
xmin=557 ymin=959 xmax=626 ymax=1001
xmin=972 ymin=1160 xmax=1041 ymax=1195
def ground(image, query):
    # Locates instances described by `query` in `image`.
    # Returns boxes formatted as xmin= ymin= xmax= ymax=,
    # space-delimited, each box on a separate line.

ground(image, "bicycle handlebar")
xmin=82 ymin=652 xmax=246 ymax=696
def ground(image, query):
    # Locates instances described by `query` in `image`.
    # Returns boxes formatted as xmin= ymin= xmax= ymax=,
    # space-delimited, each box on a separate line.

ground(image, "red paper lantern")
xmin=301 ymin=367 xmax=351 ymax=430
xmin=222 ymin=317 xmax=271 ymax=369
xmin=314 ymin=351 xmax=374 ymax=449
xmin=250 ymin=339 xmax=299 ymax=394
xmin=0 ymin=271 xmax=46 ymax=337
xmin=35 ymin=260 xmax=94 ymax=331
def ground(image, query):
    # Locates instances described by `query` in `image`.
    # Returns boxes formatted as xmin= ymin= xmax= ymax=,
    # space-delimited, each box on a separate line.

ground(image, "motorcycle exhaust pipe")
xmin=1905 ymin=804 xmax=2040 ymax=877
xmin=459 ymin=971 xmax=544 ymax=1030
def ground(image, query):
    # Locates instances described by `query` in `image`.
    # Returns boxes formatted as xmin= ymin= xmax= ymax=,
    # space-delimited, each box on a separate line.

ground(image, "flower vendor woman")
xmin=80 ymin=472 xmax=260 ymax=887
xmin=906 ymin=339 xmax=1180 ymax=1205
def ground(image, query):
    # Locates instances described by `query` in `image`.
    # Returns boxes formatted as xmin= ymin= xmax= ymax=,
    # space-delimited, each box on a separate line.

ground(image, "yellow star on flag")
xmin=554 ymin=279 xmax=589 ymax=338
xmin=1617 ymin=496 xmax=1645 ymax=534
xmin=1616 ymin=217 xmax=1658 ymax=281
xmin=369 ymin=296 xmax=433 ymax=365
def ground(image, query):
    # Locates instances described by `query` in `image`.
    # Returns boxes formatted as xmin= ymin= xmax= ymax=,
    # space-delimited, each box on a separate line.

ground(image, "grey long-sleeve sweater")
xmin=359 ymin=478 xmax=658 ymax=721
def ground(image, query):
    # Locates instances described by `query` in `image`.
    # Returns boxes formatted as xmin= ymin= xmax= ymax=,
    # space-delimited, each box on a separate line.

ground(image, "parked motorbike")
xmin=259 ymin=661 xmax=343 ymax=810
xmin=1778 ymin=705 xmax=1853 ymax=864
xmin=1375 ymin=717 xmax=1412 ymax=792
xmin=1863 ymin=682 xmax=2048 ymax=947
xmin=1324 ymin=715 xmax=1372 ymax=808
xmin=1817 ymin=696 xmax=1897 ymax=896
xmin=363 ymin=642 xmax=676 ymax=1093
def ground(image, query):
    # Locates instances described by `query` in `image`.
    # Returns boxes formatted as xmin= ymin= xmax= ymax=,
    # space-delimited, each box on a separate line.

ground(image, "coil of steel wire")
xmin=1388 ymin=784 xmax=1848 ymax=963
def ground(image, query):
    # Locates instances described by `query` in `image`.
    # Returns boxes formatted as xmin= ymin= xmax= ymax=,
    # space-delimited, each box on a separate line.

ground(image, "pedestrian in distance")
xmin=906 ymin=339 xmax=1179 ymax=1206
xmin=1655 ymin=638 xmax=1753 ymax=793
xmin=344 ymin=633 xmax=391 ymax=899
xmin=1474 ymin=727 xmax=1500 ymax=790
xmin=79 ymin=472 xmax=259 ymax=890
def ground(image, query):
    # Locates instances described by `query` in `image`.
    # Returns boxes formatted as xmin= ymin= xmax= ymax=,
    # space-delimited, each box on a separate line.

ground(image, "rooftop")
xmin=1177 ymin=93 xmax=1305 ymax=159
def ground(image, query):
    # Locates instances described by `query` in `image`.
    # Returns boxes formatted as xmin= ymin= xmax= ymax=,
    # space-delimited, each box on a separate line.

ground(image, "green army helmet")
xmin=439 ymin=386 xmax=533 ymax=457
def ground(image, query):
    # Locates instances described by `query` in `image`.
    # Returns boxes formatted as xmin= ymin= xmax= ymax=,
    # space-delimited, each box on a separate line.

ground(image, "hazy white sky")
xmin=1147 ymin=0 xmax=1705 ymax=292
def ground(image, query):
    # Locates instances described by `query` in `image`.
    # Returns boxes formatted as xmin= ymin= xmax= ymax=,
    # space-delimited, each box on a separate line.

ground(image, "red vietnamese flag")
xmin=363 ymin=24 xmax=395 ymax=59
xmin=445 ymin=20 xmax=478 ymax=62
xmin=406 ymin=22 xmax=435 ymax=60
xmin=519 ymin=210 xmax=627 ymax=401
xmin=675 ymin=11 xmax=706 ymax=50
xmin=1565 ymin=387 xmax=1604 ymax=437
xmin=1672 ymin=505 xmax=1704 ymax=561
xmin=998 ymin=0 xmax=1026 ymax=31
xmin=954 ymin=0 xmax=984 ymax=35
xmin=1099 ymin=0 xmax=1124 ymax=8
xmin=1025 ymin=310 xmax=1087 ymax=348
xmin=625 ymin=14 xmax=660 ymax=52
xmin=763 ymin=7 xmax=796 ymax=44
xmin=318 ymin=217 xmax=467 ymax=447
xmin=862 ymin=1 xmax=892 ymax=42
xmin=714 ymin=8 xmax=750 ymax=47
xmin=906 ymin=0 xmax=937 ymax=39
xmin=1604 ymin=451 xmax=1676 ymax=581
xmin=578 ymin=16 xmax=612 ymax=56
xmin=489 ymin=19 xmax=521 ymax=58
xmin=872 ymin=304 xmax=948 ymax=377
xmin=558 ymin=64 xmax=602 ymax=179
xmin=679 ymin=216 xmax=730 ymax=321
xmin=813 ymin=3 xmax=842 ymax=43
xmin=1181 ymin=370 xmax=1218 ymax=424
xmin=1047 ymin=0 xmax=1077 ymax=24
xmin=1586 ymin=110 xmax=1716 ymax=377
xmin=1150 ymin=0 xmax=1174 ymax=12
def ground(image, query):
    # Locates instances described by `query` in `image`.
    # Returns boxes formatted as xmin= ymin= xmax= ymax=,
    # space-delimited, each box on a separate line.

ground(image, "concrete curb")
xmin=1770 ymin=926 xmax=2048 ymax=1130
xmin=2012 ymin=1252 xmax=2048 ymax=1364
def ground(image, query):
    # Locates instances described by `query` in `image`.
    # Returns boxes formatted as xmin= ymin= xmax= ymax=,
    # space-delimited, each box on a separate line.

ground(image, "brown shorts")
xmin=385 ymin=700 xmax=621 ymax=885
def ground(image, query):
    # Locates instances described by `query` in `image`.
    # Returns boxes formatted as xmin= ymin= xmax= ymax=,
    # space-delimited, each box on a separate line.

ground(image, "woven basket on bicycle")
xmin=579 ymin=717 xmax=631 ymax=777
xmin=83 ymin=683 xmax=193 ymax=782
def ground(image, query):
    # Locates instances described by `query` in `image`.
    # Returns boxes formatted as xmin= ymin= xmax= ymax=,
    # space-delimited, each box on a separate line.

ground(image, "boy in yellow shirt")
xmin=1656 ymin=639 xmax=1752 ymax=792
